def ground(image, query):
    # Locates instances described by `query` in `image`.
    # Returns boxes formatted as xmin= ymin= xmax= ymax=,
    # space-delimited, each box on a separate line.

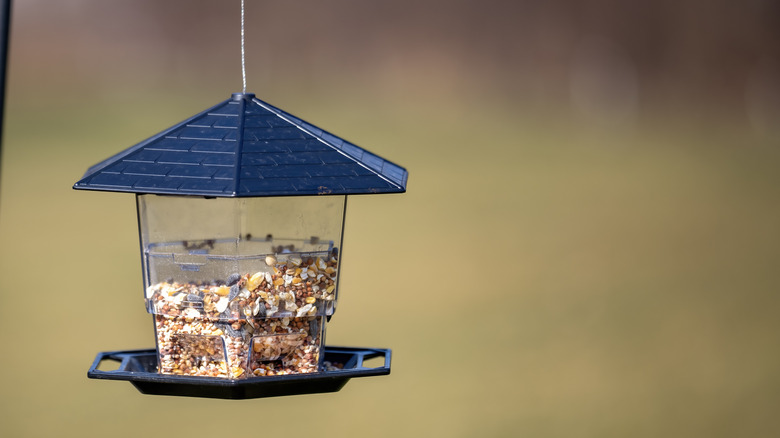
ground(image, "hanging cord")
xmin=241 ymin=0 xmax=247 ymax=93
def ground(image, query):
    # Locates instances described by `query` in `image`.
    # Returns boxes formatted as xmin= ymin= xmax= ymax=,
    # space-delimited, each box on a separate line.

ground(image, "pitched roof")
xmin=73 ymin=93 xmax=408 ymax=197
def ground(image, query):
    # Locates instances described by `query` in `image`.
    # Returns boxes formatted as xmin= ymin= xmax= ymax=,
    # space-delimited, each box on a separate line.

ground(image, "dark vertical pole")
xmin=0 ymin=0 xmax=11 ymax=190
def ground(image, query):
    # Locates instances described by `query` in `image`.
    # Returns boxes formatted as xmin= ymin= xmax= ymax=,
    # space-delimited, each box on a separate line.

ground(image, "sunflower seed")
xmin=226 ymin=273 xmax=241 ymax=286
xmin=228 ymin=284 xmax=239 ymax=300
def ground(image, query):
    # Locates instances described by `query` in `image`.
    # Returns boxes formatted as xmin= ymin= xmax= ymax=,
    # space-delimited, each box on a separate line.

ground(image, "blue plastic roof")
xmin=73 ymin=93 xmax=408 ymax=197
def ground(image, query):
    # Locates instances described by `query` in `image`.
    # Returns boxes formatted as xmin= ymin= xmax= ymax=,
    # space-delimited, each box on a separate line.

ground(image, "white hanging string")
xmin=241 ymin=0 xmax=247 ymax=94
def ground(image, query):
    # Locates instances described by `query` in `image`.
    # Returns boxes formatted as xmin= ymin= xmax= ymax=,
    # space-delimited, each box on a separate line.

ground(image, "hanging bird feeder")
xmin=74 ymin=92 xmax=407 ymax=399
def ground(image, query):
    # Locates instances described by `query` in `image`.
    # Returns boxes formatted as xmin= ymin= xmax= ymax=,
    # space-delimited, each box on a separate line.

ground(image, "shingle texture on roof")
xmin=73 ymin=93 xmax=408 ymax=197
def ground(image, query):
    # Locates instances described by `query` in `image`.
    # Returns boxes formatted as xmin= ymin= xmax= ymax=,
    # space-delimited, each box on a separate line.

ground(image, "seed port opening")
xmin=360 ymin=354 xmax=386 ymax=369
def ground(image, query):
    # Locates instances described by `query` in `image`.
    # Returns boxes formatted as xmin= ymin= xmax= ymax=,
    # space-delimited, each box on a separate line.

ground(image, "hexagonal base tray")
xmin=88 ymin=346 xmax=391 ymax=399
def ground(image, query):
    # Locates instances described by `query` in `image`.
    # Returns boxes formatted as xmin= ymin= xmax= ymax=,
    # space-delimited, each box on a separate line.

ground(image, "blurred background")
xmin=2 ymin=1 xmax=780 ymax=437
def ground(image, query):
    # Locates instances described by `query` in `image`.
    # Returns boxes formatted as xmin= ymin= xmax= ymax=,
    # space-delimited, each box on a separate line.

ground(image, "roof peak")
xmin=231 ymin=92 xmax=256 ymax=101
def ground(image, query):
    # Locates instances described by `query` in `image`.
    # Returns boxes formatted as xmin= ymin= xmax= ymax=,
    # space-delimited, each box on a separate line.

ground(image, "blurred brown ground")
xmin=1 ymin=1 xmax=779 ymax=437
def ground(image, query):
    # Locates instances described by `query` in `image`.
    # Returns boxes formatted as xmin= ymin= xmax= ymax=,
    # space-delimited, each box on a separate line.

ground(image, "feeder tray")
xmin=88 ymin=346 xmax=391 ymax=399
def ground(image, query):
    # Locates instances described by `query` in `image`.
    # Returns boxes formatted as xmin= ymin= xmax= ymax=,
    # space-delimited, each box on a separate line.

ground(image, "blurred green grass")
xmin=1 ymin=89 xmax=780 ymax=438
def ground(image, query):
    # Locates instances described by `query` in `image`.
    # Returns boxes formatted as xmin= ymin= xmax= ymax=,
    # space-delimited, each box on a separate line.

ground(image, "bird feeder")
xmin=74 ymin=93 xmax=407 ymax=398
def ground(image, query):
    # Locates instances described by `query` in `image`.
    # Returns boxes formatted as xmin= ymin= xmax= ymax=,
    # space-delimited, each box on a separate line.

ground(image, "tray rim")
xmin=88 ymin=346 xmax=391 ymax=389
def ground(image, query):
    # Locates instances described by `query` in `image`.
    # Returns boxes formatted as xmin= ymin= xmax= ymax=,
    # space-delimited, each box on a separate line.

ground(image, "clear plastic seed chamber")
xmin=139 ymin=194 xmax=345 ymax=379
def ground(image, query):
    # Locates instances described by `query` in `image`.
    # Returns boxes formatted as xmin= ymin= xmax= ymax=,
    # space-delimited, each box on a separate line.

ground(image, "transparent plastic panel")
xmin=154 ymin=314 xmax=324 ymax=379
xmin=138 ymin=194 xmax=345 ymax=319
xmin=139 ymin=194 xmax=343 ymax=378
xmin=137 ymin=195 xmax=241 ymax=287
xmin=248 ymin=317 xmax=323 ymax=376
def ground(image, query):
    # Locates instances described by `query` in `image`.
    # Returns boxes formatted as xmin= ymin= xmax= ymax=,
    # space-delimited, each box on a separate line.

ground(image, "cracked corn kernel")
xmin=246 ymin=272 xmax=265 ymax=290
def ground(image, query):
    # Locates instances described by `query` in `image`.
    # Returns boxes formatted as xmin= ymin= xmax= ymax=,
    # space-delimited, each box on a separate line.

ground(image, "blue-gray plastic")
xmin=73 ymin=93 xmax=408 ymax=197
